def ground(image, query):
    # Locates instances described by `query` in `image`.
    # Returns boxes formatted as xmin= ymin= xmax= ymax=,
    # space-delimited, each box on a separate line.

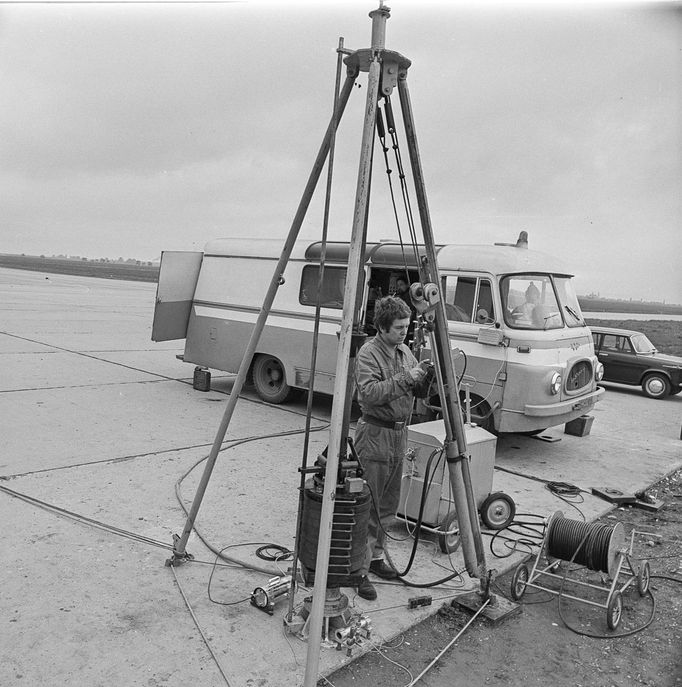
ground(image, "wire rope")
xmin=0 ymin=483 xmax=172 ymax=550
xmin=169 ymin=563 xmax=233 ymax=687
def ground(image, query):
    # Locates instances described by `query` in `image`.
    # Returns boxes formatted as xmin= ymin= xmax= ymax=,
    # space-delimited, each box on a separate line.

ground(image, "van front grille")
xmin=566 ymin=361 xmax=592 ymax=391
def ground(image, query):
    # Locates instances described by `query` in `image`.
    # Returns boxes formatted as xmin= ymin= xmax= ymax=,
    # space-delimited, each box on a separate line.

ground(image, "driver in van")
xmin=512 ymin=282 xmax=540 ymax=322
xmin=353 ymin=296 xmax=433 ymax=601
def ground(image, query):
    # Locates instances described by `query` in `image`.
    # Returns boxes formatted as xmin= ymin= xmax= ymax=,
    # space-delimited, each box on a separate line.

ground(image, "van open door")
xmin=151 ymin=251 xmax=203 ymax=342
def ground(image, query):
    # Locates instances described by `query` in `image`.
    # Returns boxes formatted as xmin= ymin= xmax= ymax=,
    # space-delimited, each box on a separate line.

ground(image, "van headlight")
xmin=550 ymin=372 xmax=562 ymax=395
xmin=595 ymin=362 xmax=604 ymax=382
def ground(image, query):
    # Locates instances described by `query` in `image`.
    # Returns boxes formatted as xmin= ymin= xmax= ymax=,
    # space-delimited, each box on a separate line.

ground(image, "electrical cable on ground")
xmin=487 ymin=512 xmax=546 ymax=559
xmin=367 ymin=637 xmax=414 ymax=684
xmin=174 ymin=424 xmax=328 ymax=575
xmin=169 ymin=563 xmax=233 ymax=687
xmin=495 ymin=465 xmax=586 ymax=518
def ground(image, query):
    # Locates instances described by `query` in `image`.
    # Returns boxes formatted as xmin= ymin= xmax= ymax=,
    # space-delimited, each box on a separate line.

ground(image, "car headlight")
xmin=550 ymin=372 xmax=562 ymax=395
xmin=595 ymin=362 xmax=604 ymax=382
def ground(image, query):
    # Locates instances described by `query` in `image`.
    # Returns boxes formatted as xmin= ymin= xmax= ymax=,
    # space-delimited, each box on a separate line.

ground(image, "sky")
xmin=1 ymin=0 xmax=680 ymax=303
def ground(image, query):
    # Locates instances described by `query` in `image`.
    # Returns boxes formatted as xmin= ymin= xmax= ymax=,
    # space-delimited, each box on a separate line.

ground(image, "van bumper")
xmin=523 ymin=386 xmax=605 ymax=417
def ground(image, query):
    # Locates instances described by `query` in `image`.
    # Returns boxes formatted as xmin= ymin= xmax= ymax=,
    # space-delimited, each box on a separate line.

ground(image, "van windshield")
xmin=501 ymin=274 xmax=563 ymax=330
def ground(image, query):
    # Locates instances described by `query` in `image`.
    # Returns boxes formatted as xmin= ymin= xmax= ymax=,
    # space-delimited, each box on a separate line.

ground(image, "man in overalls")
xmin=353 ymin=296 xmax=433 ymax=600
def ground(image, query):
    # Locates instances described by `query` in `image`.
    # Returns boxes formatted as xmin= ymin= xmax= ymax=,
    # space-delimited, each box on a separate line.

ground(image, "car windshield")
xmin=631 ymin=333 xmax=656 ymax=354
xmin=501 ymin=274 xmax=562 ymax=330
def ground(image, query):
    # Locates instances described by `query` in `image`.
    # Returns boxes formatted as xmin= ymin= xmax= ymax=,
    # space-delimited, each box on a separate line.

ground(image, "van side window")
xmin=443 ymin=276 xmax=475 ymax=322
xmin=443 ymin=276 xmax=494 ymax=323
xmin=299 ymin=265 xmax=347 ymax=309
xmin=476 ymin=280 xmax=495 ymax=323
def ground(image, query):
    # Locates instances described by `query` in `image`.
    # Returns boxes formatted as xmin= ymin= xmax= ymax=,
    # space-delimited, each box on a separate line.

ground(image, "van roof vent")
xmin=494 ymin=231 xmax=528 ymax=249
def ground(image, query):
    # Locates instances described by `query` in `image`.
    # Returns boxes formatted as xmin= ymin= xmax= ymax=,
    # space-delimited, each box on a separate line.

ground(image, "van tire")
xmin=252 ymin=354 xmax=295 ymax=404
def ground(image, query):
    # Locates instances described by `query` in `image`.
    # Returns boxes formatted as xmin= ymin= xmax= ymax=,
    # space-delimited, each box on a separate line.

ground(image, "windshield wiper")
xmin=564 ymin=305 xmax=584 ymax=324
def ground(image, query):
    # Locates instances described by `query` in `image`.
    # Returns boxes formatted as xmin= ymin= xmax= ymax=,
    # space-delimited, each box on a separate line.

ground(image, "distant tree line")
xmin=0 ymin=254 xmax=159 ymax=283
xmin=578 ymin=295 xmax=682 ymax=315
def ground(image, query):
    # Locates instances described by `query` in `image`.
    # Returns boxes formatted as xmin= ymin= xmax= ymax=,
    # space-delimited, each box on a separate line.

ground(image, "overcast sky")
xmin=1 ymin=0 xmax=680 ymax=303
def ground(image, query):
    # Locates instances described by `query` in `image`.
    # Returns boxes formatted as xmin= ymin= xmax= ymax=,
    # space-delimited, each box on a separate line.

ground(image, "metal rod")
xmin=302 ymin=7 xmax=388 ymax=686
xmin=524 ymin=582 xmax=611 ymax=609
xmin=287 ymin=36 xmax=346 ymax=618
xmin=172 ymin=70 xmax=357 ymax=559
xmin=406 ymin=597 xmax=491 ymax=686
xmin=397 ymin=74 xmax=485 ymax=578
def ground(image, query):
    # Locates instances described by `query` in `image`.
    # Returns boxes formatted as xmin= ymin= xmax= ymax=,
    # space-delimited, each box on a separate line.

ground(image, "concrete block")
xmin=565 ymin=414 xmax=594 ymax=437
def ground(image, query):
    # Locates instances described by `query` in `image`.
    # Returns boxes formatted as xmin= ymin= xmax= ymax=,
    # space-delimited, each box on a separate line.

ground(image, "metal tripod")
xmin=169 ymin=4 xmax=489 ymax=685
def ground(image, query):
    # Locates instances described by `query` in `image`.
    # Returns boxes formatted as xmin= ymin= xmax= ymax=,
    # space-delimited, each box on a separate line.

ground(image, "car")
xmin=590 ymin=326 xmax=682 ymax=399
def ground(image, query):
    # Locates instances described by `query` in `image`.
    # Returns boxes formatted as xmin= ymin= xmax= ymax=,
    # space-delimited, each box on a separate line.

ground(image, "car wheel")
xmin=252 ymin=354 xmax=295 ymax=404
xmin=641 ymin=373 xmax=671 ymax=399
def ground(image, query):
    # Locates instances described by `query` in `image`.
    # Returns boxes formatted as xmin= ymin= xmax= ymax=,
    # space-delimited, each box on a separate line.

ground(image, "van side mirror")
xmin=476 ymin=308 xmax=494 ymax=325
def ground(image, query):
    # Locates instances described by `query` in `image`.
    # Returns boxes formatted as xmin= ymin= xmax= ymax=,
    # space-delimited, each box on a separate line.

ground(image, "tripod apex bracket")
xmin=165 ymin=533 xmax=195 ymax=567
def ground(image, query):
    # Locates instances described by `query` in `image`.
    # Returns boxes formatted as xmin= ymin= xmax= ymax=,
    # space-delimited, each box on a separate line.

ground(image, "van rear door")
xmin=151 ymin=251 xmax=203 ymax=342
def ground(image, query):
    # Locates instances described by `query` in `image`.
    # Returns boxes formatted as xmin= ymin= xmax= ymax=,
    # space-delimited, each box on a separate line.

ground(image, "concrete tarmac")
xmin=1 ymin=267 xmax=680 ymax=686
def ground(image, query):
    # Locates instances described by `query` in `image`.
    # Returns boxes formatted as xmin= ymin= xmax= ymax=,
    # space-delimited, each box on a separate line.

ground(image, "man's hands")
xmin=409 ymin=359 xmax=432 ymax=383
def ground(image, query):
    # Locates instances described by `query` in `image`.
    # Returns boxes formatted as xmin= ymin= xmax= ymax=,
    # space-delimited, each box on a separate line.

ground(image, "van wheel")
xmin=642 ymin=373 xmax=670 ymax=399
xmin=252 ymin=355 xmax=295 ymax=404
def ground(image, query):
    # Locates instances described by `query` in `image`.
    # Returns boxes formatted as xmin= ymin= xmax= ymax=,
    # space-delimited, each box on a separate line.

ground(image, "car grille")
xmin=566 ymin=360 xmax=592 ymax=391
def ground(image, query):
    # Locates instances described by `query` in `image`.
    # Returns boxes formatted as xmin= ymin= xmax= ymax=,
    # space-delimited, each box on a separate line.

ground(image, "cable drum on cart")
xmin=546 ymin=511 xmax=625 ymax=578
xmin=510 ymin=510 xmax=649 ymax=631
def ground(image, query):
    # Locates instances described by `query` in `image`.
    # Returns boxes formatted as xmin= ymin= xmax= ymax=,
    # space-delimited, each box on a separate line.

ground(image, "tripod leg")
xmin=172 ymin=68 xmax=359 ymax=561
xmin=397 ymin=74 xmax=487 ymax=578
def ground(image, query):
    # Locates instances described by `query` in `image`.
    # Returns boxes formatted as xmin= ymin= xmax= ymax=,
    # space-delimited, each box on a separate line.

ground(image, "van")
xmin=152 ymin=235 xmax=604 ymax=434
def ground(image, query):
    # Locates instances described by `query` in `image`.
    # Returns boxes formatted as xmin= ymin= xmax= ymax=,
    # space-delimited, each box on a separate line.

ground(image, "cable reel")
xmin=510 ymin=511 xmax=651 ymax=630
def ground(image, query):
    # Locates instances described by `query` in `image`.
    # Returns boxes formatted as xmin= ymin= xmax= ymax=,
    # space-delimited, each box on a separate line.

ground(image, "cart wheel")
xmin=606 ymin=590 xmax=623 ymax=630
xmin=438 ymin=512 xmax=461 ymax=554
xmin=510 ymin=563 xmax=529 ymax=601
xmin=479 ymin=492 xmax=516 ymax=530
xmin=637 ymin=561 xmax=651 ymax=596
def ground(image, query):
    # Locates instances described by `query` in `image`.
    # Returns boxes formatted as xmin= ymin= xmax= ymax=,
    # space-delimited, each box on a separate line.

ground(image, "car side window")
xmin=602 ymin=334 xmax=619 ymax=352
xmin=619 ymin=337 xmax=634 ymax=354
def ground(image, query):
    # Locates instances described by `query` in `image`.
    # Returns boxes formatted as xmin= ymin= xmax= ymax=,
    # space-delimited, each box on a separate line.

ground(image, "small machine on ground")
xmin=399 ymin=420 xmax=516 ymax=553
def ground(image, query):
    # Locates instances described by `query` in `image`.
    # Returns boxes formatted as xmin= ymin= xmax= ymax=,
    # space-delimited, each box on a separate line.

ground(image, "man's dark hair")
xmin=374 ymin=296 xmax=411 ymax=332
